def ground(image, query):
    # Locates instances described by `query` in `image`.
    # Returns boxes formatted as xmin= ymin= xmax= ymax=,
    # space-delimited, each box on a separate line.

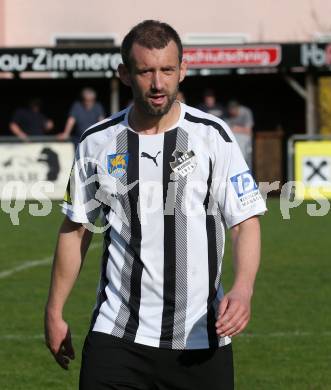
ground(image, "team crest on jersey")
xmin=170 ymin=150 xmax=197 ymax=177
xmin=107 ymin=153 xmax=129 ymax=178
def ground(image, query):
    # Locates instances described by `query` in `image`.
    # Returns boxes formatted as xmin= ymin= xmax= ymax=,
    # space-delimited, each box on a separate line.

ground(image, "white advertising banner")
xmin=0 ymin=142 xmax=74 ymax=200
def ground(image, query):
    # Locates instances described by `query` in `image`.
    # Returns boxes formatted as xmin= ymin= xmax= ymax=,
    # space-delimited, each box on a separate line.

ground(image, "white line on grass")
xmin=240 ymin=331 xmax=331 ymax=338
xmin=0 ymin=331 xmax=330 ymax=341
xmin=0 ymin=242 xmax=101 ymax=280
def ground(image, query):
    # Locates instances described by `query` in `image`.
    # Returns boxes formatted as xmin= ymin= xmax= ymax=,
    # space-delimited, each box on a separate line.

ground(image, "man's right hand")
xmin=44 ymin=218 xmax=89 ymax=370
xmin=56 ymin=132 xmax=70 ymax=141
xmin=16 ymin=132 xmax=29 ymax=141
xmin=44 ymin=312 xmax=75 ymax=370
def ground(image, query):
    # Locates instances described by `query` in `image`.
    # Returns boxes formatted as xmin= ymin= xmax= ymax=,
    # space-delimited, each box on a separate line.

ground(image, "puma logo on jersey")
xmin=141 ymin=151 xmax=161 ymax=166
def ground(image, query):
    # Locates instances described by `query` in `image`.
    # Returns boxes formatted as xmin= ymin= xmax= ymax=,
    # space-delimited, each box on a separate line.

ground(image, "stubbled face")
xmin=121 ymin=41 xmax=186 ymax=117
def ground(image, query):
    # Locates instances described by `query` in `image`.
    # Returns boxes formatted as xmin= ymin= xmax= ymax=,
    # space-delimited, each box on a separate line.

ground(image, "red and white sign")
xmin=183 ymin=45 xmax=281 ymax=68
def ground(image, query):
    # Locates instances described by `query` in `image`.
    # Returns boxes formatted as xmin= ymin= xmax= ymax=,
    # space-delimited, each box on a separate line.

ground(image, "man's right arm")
xmin=9 ymin=121 xmax=29 ymax=140
xmin=44 ymin=216 xmax=92 ymax=369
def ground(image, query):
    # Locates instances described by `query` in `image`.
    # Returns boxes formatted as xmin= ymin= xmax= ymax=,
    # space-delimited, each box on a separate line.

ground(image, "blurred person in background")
xmin=226 ymin=100 xmax=254 ymax=169
xmin=197 ymin=88 xmax=224 ymax=119
xmin=9 ymin=98 xmax=54 ymax=141
xmin=57 ymin=87 xmax=105 ymax=146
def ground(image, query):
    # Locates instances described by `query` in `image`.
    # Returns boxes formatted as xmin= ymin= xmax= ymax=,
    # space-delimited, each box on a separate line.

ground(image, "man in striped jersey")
xmin=45 ymin=20 xmax=266 ymax=390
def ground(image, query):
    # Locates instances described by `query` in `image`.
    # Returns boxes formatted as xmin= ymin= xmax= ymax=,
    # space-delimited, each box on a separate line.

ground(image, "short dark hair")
xmin=121 ymin=20 xmax=183 ymax=69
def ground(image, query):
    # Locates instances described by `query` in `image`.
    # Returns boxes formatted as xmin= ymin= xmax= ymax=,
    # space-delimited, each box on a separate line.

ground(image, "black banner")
xmin=1 ymin=43 xmax=331 ymax=73
xmin=282 ymin=43 xmax=331 ymax=69
xmin=0 ymin=47 xmax=122 ymax=73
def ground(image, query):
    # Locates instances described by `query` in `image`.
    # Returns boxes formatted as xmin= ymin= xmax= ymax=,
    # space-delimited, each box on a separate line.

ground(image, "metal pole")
xmin=284 ymin=75 xmax=306 ymax=99
xmin=110 ymin=77 xmax=120 ymax=114
xmin=286 ymin=136 xmax=295 ymax=198
xmin=305 ymin=73 xmax=316 ymax=135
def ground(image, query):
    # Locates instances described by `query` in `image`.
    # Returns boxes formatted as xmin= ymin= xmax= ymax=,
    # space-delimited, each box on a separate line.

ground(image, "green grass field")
xmin=0 ymin=198 xmax=330 ymax=389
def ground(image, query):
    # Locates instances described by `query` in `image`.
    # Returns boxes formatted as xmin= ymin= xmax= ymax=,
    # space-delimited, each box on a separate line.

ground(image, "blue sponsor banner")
xmin=230 ymin=170 xmax=258 ymax=198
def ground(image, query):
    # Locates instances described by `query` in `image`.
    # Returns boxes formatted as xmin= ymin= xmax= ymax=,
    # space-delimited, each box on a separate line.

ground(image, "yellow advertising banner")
xmin=319 ymin=77 xmax=331 ymax=136
xmin=294 ymin=141 xmax=331 ymax=199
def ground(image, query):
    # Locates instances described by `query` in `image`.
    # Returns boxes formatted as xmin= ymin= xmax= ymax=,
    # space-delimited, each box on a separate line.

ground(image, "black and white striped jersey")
xmin=62 ymin=103 xmax=266 ymax=350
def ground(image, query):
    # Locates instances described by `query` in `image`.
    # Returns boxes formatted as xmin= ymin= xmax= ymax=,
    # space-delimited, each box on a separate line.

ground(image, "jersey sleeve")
xmin=61 ymin=141 xmax=101 ymax=224
xmin=212 ymin=131 xmax=267 ymax=228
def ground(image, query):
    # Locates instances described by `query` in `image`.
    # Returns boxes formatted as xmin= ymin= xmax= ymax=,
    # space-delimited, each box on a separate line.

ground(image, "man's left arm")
xmin=215 ymin=216 xmax=261 ymax=337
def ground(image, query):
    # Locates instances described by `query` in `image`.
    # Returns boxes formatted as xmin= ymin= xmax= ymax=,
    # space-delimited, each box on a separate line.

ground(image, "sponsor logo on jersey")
xmin=141 ymin=151 xmax=161 ymax=166
xmin=107 ymin=153 xmax=129 ymax=178
xmin=170 ymin=150 xmax=197 ymax=177
xmin=230 ymin=170 xmax=261 ymax=206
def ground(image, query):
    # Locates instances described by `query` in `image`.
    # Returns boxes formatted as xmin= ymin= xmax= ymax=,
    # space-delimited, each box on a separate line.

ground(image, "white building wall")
xmin=1 ymin=0 xmax=331 ymax=47
xmin=0 ymin=0 xmax=5 ymax=45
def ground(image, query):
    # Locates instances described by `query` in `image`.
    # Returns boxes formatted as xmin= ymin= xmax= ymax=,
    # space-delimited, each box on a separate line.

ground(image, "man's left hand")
xmin=215 ymin=288 xmax=251 ymax=337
